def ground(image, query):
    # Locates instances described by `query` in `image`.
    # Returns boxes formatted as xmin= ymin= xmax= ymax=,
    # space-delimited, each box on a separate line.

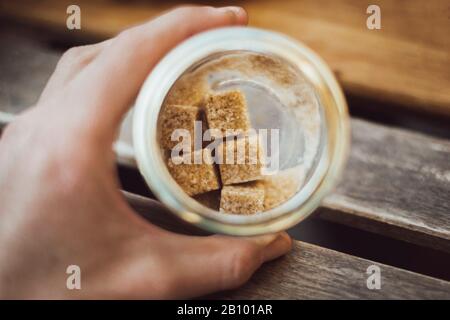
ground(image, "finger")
xmin=133 ymin=231 xmax=292 ymax=299
xmin=69 ymin=6 xmax=248 ymax=142
xmin=38 ymin=40 xmax=112 ymax=103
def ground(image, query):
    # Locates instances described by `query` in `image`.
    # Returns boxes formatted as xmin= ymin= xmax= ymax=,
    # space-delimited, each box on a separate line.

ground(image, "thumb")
xmin=134 ymin=231 xmax=292 ymax=299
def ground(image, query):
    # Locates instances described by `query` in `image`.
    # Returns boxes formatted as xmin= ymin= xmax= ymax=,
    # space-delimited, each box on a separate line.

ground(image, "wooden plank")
xmin=125 ymin=192 xmax=450 ymax=299
xmin=218 ymin=241 xmax=450 ymax=299
xmin=1 ymin=0 xmax=449 ymax=115
xmin=1 ymin=31 xmax=449 ymax=252
xmin=321 ymin=119 xmax=450 ymax=253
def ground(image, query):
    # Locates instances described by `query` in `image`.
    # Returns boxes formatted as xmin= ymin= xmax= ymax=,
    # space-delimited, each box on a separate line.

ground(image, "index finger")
xmin=70 ymin=6 xmax=248 ymax=142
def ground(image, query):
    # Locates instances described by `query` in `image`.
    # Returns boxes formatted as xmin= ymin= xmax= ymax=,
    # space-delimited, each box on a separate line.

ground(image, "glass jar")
xmin=127 ymin=27 xmax=350 ymax=236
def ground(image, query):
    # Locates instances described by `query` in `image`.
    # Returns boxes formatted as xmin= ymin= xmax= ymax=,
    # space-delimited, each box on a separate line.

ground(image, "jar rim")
xmin=133 ymin=27 xmax=350 ymax=235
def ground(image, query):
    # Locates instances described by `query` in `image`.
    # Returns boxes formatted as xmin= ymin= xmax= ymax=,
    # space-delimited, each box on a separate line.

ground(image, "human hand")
xmin=0 ymin=6 xmax=291 ymax=299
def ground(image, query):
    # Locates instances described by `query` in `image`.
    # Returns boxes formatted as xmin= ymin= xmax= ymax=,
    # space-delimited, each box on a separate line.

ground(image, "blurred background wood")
xmin=1 ymin=0 xmax=449 ymax=115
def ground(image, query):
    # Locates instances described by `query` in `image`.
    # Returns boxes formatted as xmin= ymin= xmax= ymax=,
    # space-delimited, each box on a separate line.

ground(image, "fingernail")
xmin=217 ymin=6 xmax=245 ymax=23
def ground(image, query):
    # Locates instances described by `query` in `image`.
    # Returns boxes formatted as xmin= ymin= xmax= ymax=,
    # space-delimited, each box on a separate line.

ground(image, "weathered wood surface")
xmin=125 ymin=192 xmax=450 ymax=299
xmin=1 ymin=0 xmax=449 ymax=115
xmin=219 ymin=241 xmax=450 ymax=299
xmin=1 ymin=32 xmax=449 ymax=252
xmin=320 ymin=119 xmax=450 ymax=253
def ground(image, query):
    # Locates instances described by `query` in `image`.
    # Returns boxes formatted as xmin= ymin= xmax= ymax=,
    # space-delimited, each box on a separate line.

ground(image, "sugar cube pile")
xmin=160 ymin=89 xmax=283 ymax=214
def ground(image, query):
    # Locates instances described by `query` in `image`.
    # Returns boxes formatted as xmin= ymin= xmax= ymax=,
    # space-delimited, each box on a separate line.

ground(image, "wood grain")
xmin=321 ymin=119 xmax=450 ymax=253
xmin=125 ymin=192 xmax=450 ymax=299
xmin=0 ymin=0 xmax=449 ymax=115
xmin=219 ymin=241 xmax=450 ymax=299
xmin=1 ymin=32 xmax=449 ymax=252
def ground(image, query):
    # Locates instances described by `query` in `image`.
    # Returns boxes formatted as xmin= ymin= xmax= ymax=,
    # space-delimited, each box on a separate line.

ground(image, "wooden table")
xmin=0 ymin=1 xmax=449 ymax=299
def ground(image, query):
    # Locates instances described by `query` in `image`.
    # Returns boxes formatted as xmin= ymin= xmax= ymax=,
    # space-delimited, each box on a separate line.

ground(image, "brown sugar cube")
xmin=262 ymin=167 xmax=305 ymax=210
xmin=164 ymin=75 xmax=206 ymax=107
xmin=166 ymin=149 xmax=220 ymax=196
xmin=216 ymin=134 xmax=264 ymax=185
xmin=204 ymin=90 xmax=251 ymax=137
xmin=159 ymin=104 xmax=202 ymax=150
xmin=220 ymin=182 xmax=265 ymax=215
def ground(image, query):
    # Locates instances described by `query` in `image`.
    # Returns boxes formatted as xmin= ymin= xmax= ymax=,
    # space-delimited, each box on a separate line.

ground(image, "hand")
xmin=0 ymin=6 xmax=291 ymax=299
